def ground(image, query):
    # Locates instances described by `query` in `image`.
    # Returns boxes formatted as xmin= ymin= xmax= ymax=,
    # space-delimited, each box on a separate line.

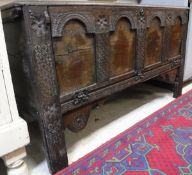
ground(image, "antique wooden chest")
xmin=1 ymin=1 xmax=189 ymax=174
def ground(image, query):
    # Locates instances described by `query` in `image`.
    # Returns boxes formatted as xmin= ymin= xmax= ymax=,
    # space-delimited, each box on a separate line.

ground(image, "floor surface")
xmin=1 ymin=82 xmax=192 ymax=175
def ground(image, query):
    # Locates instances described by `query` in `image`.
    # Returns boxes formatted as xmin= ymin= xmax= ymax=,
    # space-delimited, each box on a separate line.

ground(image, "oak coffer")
xmin=1 ymin=1 xmax=189 ymax=174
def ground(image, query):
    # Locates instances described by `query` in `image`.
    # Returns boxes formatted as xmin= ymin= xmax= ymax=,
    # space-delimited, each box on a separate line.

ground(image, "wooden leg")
xmin=38 ymin=104 xmax=68 ymax=174
xmin=173 ymin=66 xmax=184 ymax=98
xmin=23 ymin=6 xmax=69 ymax=174
xmin=148 ymin=67 xmax=184 ymax=98
xmin=173 ymin=22 xmax=187 ymax=97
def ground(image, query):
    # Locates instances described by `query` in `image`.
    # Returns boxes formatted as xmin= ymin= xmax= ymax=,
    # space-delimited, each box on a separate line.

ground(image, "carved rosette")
xmin=70 ymin=114 xmax=88 ymax=132
xmin=96 ymin=15 xmax=108 ymax=31
xmin=136 ymin=8 xmax=145 ymax=28
xmin=95 ymin=15 xmax=109 ymax=33
xmin=29 ymin=10 xmax=49 ymax=37
xmin=63 ymin=105 xmax=92 ymax=132
xmin=166 ymin=13 xmax=173 ymax=25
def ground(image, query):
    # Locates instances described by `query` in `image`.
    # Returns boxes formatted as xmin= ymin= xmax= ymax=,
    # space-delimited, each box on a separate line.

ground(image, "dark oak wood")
xmin=109 ymin=18 xmax=136 ymax=77
xmin=2 ymin=2 xmax=189 ymax=174
xmin=23 ymin=6 xmax=68 ymax=173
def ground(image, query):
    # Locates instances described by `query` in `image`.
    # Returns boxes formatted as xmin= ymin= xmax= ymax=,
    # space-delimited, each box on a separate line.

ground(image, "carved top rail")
xmin=49 ymin=6 xmax=188 ymax=37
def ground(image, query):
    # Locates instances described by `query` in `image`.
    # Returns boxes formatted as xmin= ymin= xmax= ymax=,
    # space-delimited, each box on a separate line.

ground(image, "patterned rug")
xmin=56 ymin=89 xmax=192 ymax=175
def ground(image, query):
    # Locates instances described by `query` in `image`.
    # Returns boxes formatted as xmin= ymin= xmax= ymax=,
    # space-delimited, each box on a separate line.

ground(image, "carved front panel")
xmin=145 ymin=17 xmax=163 ymax=67
xmin=169 ymin=17 xmax=182 ymax=58
xmin=109 ymin=19 xmax=136 ymax=77
xmin=53 ymin=20 xmax=95 ymax=96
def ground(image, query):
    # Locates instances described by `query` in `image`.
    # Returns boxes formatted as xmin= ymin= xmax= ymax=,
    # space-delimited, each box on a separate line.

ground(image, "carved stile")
xmin=95 ymin=33 xmax=110 ymax=83
xmin=23 ymin=6 xmax=68 ymax=173
xmin=135 ymin=8 xmax=146 ymax=80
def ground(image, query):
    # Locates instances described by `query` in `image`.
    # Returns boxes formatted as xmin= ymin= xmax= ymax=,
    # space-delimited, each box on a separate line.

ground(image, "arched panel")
xmin=53 ymin=20 xmax=95 ymax=96
xmin=169 ymin=17 xmax=182 ymax=58
xmin=111 ymin=12 xmax=137 ymax=31
xmin=51 ymin=13 xmax=95 ymax=37
xmin=109 ymin=18 xmax=136 ymax=77
xmin=145 ymin=17 xmax=163 ymax=67
xmin=147 ymin=14 xmax=165 ymax=28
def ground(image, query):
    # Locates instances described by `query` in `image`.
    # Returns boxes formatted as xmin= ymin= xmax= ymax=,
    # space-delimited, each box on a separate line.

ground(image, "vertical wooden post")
xmin=23 ymin=6 xmax=68 ymax=173
xmin=173 ymin=23 xmax=188 ymax=98
xmin=135 ymin=8 xmax=146 ymax=80
xmin=95 ymin=33 xmax=110 ymax=83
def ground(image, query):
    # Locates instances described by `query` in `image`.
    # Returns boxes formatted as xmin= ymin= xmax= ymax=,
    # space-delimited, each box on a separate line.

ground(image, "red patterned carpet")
xmin=56 ymin=89 xmax=192 ymax=175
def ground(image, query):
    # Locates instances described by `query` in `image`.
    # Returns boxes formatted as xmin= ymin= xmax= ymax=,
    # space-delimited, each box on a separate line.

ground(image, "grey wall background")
xmin=140 ymin=0 xmax=188 ymax=7
xmin=184 ymin=2 xmax=192 ymax=81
